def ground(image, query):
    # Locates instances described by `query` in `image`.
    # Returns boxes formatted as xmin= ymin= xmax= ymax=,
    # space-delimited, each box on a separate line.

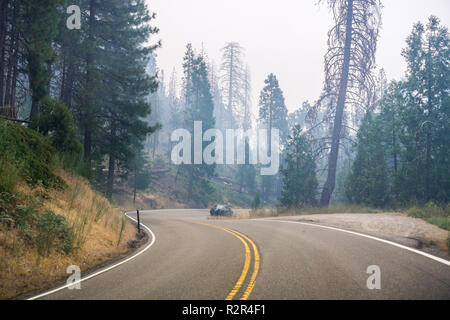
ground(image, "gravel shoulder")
xmin=232 ymin=210 xmax=449 ymax=259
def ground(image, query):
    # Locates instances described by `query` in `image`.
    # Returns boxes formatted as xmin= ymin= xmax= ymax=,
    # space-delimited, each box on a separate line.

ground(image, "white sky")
xmin=145 ymin=0 xmax=450 ymax=115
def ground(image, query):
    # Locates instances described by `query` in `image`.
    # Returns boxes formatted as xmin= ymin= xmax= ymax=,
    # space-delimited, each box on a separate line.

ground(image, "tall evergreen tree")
xmin=280 ymin=125 xmax=318 ymax=207
xmin=98 ymin=0 xmax=160 ymax=198
xmin=236 ymin=137 xmax=256 ymax=193
xmin=258 ymin=73 xmax=288 ymax=200
xmin=182 ymin=45 xmax=216 ymax=205
xmin=23 ymin=0 xmax=63 ymax=119
xmin=345 ymin=112 xmax=389 ymax=207
xmin=398 ymin=16 xmax=450 ymax=203
xmin=258 ymin=73 xmax=289 ymax=145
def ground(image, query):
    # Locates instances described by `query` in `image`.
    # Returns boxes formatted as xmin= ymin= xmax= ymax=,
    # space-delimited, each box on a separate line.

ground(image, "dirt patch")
xmin=269 ymin=212 xmax=449 ymax=254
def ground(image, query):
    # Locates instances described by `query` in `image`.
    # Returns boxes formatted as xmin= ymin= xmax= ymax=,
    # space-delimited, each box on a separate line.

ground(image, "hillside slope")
xmin=0 ymin=119 xmax=139 ymax=299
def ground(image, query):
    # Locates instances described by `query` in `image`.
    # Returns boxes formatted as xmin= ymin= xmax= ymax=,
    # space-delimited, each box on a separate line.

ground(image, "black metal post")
xmin=137 ymin=209 xmax=141 ymax=233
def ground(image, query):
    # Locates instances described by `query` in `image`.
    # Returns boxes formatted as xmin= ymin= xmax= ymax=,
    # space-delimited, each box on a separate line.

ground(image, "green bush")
xmin=0 ymin=158 xmax=19 ymax=194
xmin=30 ymin=96 xmax=82 ymax=163
xmin=0 ymin=192 xmax=17 ymax=224
xmin=12 ymin=205 xmax=37 ymax=234
xmin=252 ymin=194 xmax=261 ymax=210
xmin=3 ymin=202 xmax=74 ymax=256
xmin=36 ymin=210 xmax=74 ymax=256
xmin=407 ymin=202 xmax=450 ymax=231
xmin=0 ymin=118 xmax=65 ymax=189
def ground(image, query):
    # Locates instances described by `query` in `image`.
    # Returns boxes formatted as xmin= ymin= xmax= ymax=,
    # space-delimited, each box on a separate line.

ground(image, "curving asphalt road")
xmin=32 ymin=209 xmax=450 ymax=300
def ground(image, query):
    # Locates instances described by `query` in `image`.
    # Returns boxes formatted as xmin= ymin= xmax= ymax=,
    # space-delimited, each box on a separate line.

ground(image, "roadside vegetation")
xmin=1 ymin=1 xmax=449 ymax=300
xmin=0 ymin=119 xmax=137 ymax=299
xmin=248 ymin=205 xmax=381 ymax=218
xmin=407 ymin=203 xmax=450 ymax=231
xmin=0 ymin=1 xmax=158 ymax=298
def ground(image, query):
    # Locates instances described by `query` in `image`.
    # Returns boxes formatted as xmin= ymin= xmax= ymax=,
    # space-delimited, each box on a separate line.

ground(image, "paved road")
xmin=35 ymin=209 xmax=450 ymax=300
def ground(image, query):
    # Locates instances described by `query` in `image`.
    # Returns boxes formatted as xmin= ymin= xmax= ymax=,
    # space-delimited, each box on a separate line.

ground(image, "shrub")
xmin=251 ymin=194 xmax=261 ymax=210
xmin=407 ymin=202 xmax=450 ymax=230
xmin=30 ymin=96 xmax=82 ymax=163
xmin=0 ymin=118 xmax=65 ymax=189
xmin=36 ymin=210 xmax=74 ymax=256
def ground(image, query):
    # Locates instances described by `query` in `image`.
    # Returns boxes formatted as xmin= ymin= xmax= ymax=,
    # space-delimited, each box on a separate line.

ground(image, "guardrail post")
xmin=137 ymin=209 xmax=141 ymax=233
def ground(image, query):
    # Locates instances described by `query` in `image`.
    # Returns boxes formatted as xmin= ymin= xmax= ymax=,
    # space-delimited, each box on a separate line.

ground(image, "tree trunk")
xmin=425 ymin=40 xmax=433 ymax=203
xmin=84 ymin=0 xmax=97 ymax=163
xmin=60 ymin=51 xmax=66 ymax=101
xmin=227 ymin=50 xmax=233 ymax=128
xmin=83 ymin=126 xmax=92 ymax=162
xmin=152 ymin=131 xmax=158 ymax=159
xmin=392 ymin=112 xmax=398 ymax=173
xmin=10 ymin=50 xmax=17 ymax=117
xmin=8 ymin=22 xmax=18 ymax=117
xmin=187 ymin=165 xmax=194 ymax=200
xmin=425 ymin=131 xmax=431 ymax=202
xmin=4 ymin=12 xmax=17 ymax=109
xmin=175 ymin=165 xmax=181 ymax=183
xmin=106 ymin=154 xmax=115 ymax=199
xmin=133 ymin=172 xmax=137 ymax=205
xmin=0 ymin=0 xmax=9 ymax=106
xmin=320 ymin=0 xmax=354 ymax=206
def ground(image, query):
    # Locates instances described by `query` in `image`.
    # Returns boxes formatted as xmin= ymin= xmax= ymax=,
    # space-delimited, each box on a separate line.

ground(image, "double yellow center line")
xmin=190 ymin=221 xmax=260 ymax=300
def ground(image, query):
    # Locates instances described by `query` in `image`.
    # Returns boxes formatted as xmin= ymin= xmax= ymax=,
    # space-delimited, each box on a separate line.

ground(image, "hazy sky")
xmin=146 ymin=0 xmax=450 ymax=115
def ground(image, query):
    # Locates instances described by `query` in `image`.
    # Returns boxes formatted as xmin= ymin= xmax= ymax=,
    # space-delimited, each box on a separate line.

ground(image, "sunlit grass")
xmin=0 ymin=170 xmax=137 ymax=299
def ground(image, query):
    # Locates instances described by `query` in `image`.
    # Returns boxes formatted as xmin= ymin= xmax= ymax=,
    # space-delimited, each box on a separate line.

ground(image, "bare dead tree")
xmin=220 ymin=42 xmax=246 ymax=129
xmin=242 ymin=66 xmax=252 ymax=131
xmin=308 ymin=0 xmax=382 ymax=206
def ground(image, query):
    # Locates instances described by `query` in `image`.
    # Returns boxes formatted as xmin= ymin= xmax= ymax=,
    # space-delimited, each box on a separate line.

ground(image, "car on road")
xmin=210 ymin=205 xmax=233 ymax=217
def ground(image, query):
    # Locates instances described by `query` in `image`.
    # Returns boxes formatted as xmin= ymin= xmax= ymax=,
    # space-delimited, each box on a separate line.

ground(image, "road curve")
xmin=32 ymin=209 xmax=450 ymax=300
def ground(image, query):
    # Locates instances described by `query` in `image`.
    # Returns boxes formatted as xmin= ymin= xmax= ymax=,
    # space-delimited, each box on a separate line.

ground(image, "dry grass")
xmin=0 ymin=170 xmax=138 ymax=299
xmin=114 ymin=191 xmax=166 ymax=211
xmin=247 ymin=205 xmax=382 ymax=218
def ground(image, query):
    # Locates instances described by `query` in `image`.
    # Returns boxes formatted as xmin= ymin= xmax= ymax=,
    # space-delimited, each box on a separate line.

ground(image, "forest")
xmin=0 ymin=0 xmax=448 ymax=217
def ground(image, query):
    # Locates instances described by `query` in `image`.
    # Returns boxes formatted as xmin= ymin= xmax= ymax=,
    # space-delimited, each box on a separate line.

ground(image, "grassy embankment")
xmin=0 ymin=119 xmax=138 ymax=299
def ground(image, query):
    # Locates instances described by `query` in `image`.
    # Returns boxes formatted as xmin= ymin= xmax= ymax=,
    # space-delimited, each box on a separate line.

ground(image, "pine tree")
xmin=98 ymin=0 xmax=159 ymax=198
xmin=236 ymin=137 xmax=256 ymax=193
xmin=258 ymin=73 xmax=288 ymax=200
xmin=22 ymin=0 xmax=63 ymax=119
xmin=345 ymin=112 xmax=389 ymax=207
xmin=398 ymin=16 xmax=450 ymax=203
xmin=280 ymin=125 xmax=318 ymax=207
xmin=377 ymin=81 xmax=404 ymax=202
xmin=258 ymin=74 xmax=289 ymax=144
xmin=182 ymin=45 xmax=216 ymax=205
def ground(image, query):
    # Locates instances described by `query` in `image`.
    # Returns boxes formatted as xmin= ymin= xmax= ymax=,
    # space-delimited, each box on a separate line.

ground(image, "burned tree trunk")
xmin=320 ymin=0 xmax=354 ymax=206
xmin=308 ymin=0 xmax=381 ymax=206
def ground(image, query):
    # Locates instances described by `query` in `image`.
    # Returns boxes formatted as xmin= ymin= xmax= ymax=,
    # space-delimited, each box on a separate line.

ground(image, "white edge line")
xmin=258 ymin=219 xmax=450 ymax=267
xmin=27 ymin=211 xmax=156 ymax=300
